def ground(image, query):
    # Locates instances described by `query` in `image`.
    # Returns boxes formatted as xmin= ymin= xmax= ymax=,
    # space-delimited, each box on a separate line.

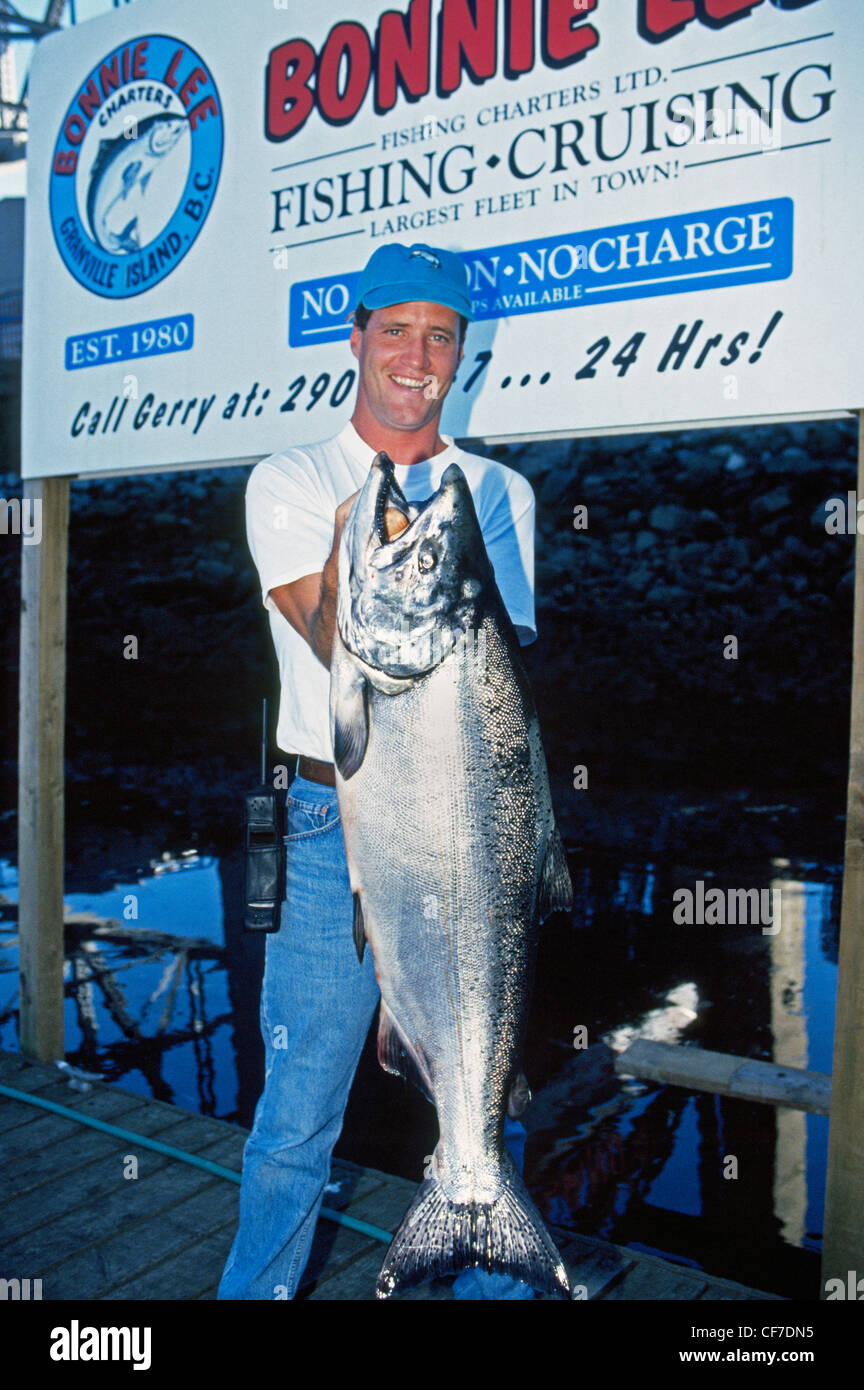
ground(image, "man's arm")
xmin=267 ymin=492 xmax=357 ymax=670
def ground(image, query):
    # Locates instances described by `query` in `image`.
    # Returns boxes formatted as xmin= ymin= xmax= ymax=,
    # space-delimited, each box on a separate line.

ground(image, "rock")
xmin=714 ymin=537 xmax=750 ymax=570
xmin=679 ymin=541 xmax=710 ymax=568
xmin=627 ymin=509 xmax=642 ymax=525
xmin=538 ymin=469 xmax=570 ymax=509
xmin=782 ymin=535 xmax=810 ymax=561
xmin=763 ymin=447 xmax=813 ymax=477
xmin=724 ymin=450 xmax=748 ymax=472
xmin=649 ymin=504 xmax=694 ymax=533
xmin=809 ymin=498 xmax=842 ymax=530
xmin=807 ymin=592 xmax=831 ymax=612
xmin=694 ymin=509 xmax=725 ymax=538
xmin=580 ymin=472 xmax=614 ymax=498
xmin=750 ymin=486 xmax=792 ymax=521
xmin=780 ymin=446 xmax=813 ymax=473
xmin=624 ymin=564 xmax=653 ymax=594
xmin=645 ymin=584 xmax=688 ymax=606
xmin=635 ymin=530 xmax=657 ymax=553
xmin=675 ymin=447 xmax=710 ymax=473
xmin=197 ymin=560 xmax=235 ymax=585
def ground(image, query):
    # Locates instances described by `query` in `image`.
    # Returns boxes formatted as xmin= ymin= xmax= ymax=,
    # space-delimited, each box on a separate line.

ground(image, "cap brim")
xmin=361 ymin=281 xmax=474 ymax=321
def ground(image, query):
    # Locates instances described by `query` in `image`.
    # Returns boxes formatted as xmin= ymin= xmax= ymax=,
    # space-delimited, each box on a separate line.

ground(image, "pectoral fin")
xmin=332 ymin=651 xmax=369 ymax=779
xmin=538 ymin=825 xmax=573 ymax=921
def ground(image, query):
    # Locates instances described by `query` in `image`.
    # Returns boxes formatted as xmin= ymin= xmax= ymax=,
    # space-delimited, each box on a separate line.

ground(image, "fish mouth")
xmin=358 ymin=454 xmax=471 ymax=567
xmin=371 ymin=454 xmax=413 ymax=549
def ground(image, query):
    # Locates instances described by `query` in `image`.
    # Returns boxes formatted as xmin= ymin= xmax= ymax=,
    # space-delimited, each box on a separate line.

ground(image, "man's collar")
xmin=337 ymin=419 xmax=457 ymax=469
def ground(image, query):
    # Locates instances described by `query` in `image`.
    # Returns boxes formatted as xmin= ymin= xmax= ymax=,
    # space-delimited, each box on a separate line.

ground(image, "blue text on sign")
xmin=288 ymin=199 xmax=792 ymax=348
xmin=65 ymin=313 xmax=194 ymax=371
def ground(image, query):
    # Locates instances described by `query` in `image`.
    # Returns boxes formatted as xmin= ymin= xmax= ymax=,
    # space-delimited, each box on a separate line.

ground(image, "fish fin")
xmin=140 ymin=169 xmax=153 ymax=194
xmin=377 ymin=1002 xmax=433 ymax=1102
xmin=332 ymin=656 xmax=369 ymax=780
xmin=117 ymin=217 xmax=139 ymax=252
xmin=538 ymin=824 xmax=573 ymax=922
xmin=354 ymin=653 xmax=413 ymax=697
xmin=376 ymin=1167 xmax=570 ymax=1300
xmin=352 ymin=892 xmax=366 ymax=964
xmin=122 ymin=159 xmax=142 ymax=191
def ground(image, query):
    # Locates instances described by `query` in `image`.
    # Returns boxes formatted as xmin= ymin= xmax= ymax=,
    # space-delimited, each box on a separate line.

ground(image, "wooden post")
xmin=17 ymin=475 xmax=69 ymax=1062
xmin=822 ymin=410 xmax=864 ymax=1293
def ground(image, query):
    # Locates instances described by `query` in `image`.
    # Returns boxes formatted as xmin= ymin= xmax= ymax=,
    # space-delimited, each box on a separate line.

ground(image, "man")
xmin=218 ymin=242 xmax=536 ymax=1300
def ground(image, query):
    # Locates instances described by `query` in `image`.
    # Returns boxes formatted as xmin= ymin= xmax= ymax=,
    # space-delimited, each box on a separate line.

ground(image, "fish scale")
xmin=330 ymin=452 xmax=573 ymax=1299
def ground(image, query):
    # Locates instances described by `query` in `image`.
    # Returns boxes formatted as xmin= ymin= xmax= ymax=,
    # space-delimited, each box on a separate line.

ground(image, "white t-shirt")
xmin=245 ymin=420 xmax=536 ymax=761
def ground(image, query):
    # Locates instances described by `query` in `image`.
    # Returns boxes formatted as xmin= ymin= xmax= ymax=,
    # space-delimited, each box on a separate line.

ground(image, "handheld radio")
xmin=243 ymin=698 xmax=286 ymax=932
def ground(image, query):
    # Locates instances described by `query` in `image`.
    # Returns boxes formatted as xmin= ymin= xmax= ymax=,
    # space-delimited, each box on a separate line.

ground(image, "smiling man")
xmin=219 ymin=243 xmax=537 ymax=1301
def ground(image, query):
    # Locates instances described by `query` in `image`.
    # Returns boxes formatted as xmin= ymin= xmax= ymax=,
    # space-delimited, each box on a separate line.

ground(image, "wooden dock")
xmin=0 ymin=1050 xmax=782 ymax=1301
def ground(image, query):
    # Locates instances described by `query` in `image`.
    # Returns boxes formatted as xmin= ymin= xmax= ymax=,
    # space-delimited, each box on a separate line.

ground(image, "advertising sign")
xmin=21 ymin=0 xmax=863 ymax=478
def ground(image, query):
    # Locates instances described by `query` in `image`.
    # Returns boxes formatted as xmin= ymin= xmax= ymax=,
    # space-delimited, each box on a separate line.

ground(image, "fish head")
xmin=144 ymin=115 xmax=188 ymax=157
xmin=338 ymin=453 xmax=492 ymax=678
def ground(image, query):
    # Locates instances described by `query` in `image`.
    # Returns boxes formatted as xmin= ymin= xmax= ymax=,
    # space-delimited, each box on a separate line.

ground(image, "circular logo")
xmin=49 ymin=34 xmax=223 ymax=298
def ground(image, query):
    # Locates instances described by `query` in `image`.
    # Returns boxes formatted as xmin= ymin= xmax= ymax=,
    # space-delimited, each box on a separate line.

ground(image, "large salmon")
xmin=330 ymin=452 xmax=572 ymax=1299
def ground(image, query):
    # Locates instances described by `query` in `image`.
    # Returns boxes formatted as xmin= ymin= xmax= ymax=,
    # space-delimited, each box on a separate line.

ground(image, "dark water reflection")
xmin=0 ymin=820 xmax=838 ymax=1301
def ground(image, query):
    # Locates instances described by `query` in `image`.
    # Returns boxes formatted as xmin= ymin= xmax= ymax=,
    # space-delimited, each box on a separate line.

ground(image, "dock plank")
xmin=0 ymin=1051 xmax=785 ymax=1302
xmin=0 ymin=1080 xmax=111 ymax=1134
xmin=698 ymin=1280 xmax=781 ymax=1301
xmin=0 ymin=1132 xmax=240 ymax=1273
xmin=37 ymin=1183 xmax=241 ymax=1300
xmin=338 ymin=1172 xmax=415 ymax=1231
xmin=0 ymin=1114 xmax=243 ymax=1242
xmin=301 ymin=1243 xmax=448 ymax=1301
xmin=99 ymin=1231 xmax=237 ymax=1301
xmin=601 ymin=1259 xmax=708 ymax=1300
xmin=0 ymin=1054 xmax=78 ymax=1093
xmin=0 ymin=1092 xmax=168 ymax=1195
xmin=559 ymin=1236 xmax=635 ymax=1300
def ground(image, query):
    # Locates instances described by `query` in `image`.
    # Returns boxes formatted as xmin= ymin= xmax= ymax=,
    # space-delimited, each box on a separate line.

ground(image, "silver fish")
xmin=330 ymin=453 xmax=573 ymax=1299
xmin=86 ymin=113 xmax=188 ymax=254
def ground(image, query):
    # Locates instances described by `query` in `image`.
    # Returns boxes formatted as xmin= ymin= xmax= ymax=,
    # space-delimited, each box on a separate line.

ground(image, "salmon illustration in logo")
xmin=50 ymin=35 xmax=223 ymax=298
xmin=85 ymin=112 xmax=189 ymax=254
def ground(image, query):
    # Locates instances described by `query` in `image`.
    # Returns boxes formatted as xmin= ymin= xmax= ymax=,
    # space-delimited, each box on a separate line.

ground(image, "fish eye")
xmin=417 ymin=543 xmax=438 ymax=573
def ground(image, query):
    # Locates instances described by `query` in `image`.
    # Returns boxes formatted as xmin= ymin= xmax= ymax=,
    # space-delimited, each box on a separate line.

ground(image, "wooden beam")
xmin=823 ymin=409 xmax=864 ymax=1292
xmin=18 ymin=475 xmax=68 ymax=1062
xmin=614 ymin=1039 xmax=831 ymax=1115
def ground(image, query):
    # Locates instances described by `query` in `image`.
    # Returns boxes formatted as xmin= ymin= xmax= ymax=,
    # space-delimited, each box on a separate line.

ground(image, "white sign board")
xmin=21 ymin=0 xmax=862 ymax=478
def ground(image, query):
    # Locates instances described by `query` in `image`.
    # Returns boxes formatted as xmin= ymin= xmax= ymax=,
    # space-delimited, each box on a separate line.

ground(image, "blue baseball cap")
xmin=356 ymin=242 xmax=473 ymax=321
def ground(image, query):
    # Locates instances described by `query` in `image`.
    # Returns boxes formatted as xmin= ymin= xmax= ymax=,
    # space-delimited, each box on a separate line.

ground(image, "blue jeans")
xmin=218 ymin=775 xmax=379 ymax=1300
xmin=218 ymin=774 xmax=535 ymax=1300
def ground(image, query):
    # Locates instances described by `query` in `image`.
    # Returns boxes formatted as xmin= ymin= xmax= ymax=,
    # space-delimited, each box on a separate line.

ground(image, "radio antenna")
xmin=260 ymin=697 xmax=268 ymax=785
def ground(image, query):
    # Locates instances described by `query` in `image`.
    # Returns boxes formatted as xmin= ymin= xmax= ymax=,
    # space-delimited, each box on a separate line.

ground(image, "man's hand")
xmin=268 ymin=491 xmax=359 ymax=670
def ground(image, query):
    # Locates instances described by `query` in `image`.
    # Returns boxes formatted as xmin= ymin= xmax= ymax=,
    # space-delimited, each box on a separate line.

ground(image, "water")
xmin=0 ymin=816 xmax=839 ymax=1300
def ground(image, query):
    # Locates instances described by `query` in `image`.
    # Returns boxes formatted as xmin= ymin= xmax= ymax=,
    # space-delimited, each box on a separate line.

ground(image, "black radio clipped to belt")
xmin=243 ymin=699 xmax=288 ymax=932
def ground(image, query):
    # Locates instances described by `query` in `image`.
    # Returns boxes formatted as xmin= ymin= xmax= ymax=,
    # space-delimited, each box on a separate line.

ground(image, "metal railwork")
xmin=0 ymin=1 xmax=70 ymax=150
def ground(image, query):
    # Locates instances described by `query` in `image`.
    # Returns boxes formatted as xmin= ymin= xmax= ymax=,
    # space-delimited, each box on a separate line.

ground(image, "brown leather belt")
xmin=295 ymin=754 xmax=336 ymax=788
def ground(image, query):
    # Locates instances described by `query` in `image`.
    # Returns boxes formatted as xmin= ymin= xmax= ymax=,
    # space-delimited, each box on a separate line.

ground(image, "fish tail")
xmin=375 ymin=1174 xmax=570 ymax=1300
